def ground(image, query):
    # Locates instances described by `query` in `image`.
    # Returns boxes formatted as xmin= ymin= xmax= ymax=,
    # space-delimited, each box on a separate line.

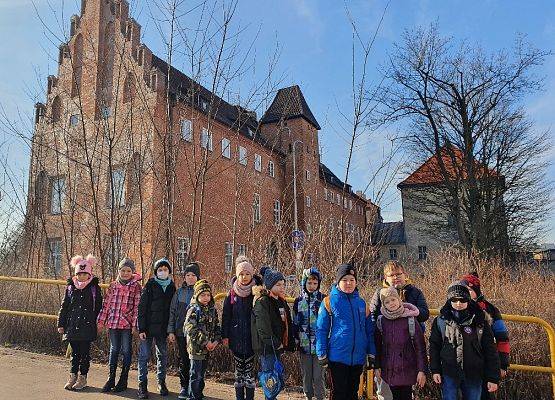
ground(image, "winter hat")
xmin=301 ymin=266 xmax=322 ymax=292
xmin=336 ymin=263 xmax=356 ymax=284
xmin=447 ymin=281 xmax=471 ymax=302
xmin=461 ymin=272 xmax=482 ymax=298
xmin=260 ymin=265 xmax=285 ymax=290
xmin=379 ymin=285 xmax=401 ymax=305
xmin=118 ymin=257 xmax=136 ymax=273
xmin=193 ymin=279 xmax=212 ymax=300
xmin=153 ymin=258 xmax=172 ymax=274
xmin=184 ymin=262 xmax=200 ymax=279
xmin=235 ymin=255 xmax=254 ymax=277
xmin=71 ymin=254 xmax=96 ymax=276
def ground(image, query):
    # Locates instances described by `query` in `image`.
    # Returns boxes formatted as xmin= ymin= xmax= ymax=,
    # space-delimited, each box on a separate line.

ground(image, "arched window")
xmin=51 ymin=96 xmax=62 ymax=123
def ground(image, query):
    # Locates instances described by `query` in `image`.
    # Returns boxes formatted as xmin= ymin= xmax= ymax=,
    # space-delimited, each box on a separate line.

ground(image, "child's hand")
xmin=206 ymin=342 xmax=214 ymax=351
xmin=139 ymin=332 xmax=147 ymax=341
xmin=97 ymin=325 xmax=103 ymax=334
xmin=222 ymin=338 xmax=229 ymax=347
xmin=317 ymin=356 xmax=328 ymax=366
xmin=168 ymin=333 xmax=175 ymax=343
xmin=374 ymin=368 xmax=381 ymax=383
xmin=416 ymin=371 xmax=426 ymax=388
xmin=487 ymin=382 xmax=498 ymax=392
xmin=433 ymin=374 xmax=442 ymax=384
xmin=132 ymin=327 xmax=138 ymax=335
xmin=57 ymin=327 xmax=64 ymax=334
xmin=500 ymin=369 xmax=507 ymax=378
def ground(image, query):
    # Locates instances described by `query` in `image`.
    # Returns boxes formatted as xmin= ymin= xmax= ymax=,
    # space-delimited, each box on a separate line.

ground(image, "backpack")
xmin=376 ymin=314 xmax=416 ymax=341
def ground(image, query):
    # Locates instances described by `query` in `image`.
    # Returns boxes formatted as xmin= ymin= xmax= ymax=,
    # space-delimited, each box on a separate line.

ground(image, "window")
xmin=46 ymin=238 xmax=62 ymax=276
xmin=110 ymin=167 xmax=126 ymax=208
xmin=247 ymin=127 xmax=255 ymax=137
xmin=176 ymin=237 xmax=190 ymax=273
xmin=254 ymin=154 xmax=262 ymax=172
xmin=273 ymin=200 xmax=281 ymax=225
xmin=200 ymin=98 xmax=209 ymax=111
xmin=268 ymin=161 xmax=275 ymax=177
xmin=224 ymin=242 xmax=233 ymax=272
xmin=69 ymin=114 xmax=79 ymax=127
xmin=324 ymin=188 xmax=328 ymax=201
xmin=306 ymin=196 xmax=312 ymax=208
xmin=336 ymin=193 xmax=340 ymax=205
xmin=238 ymin=146 xmax=247 ymax=165
xmin=389 ymin=248 xmax=398 ymax=260
xmin=104 ymin=235 xmax=123 ymax=269
xmin=50 ymin=176 xmax=66 ymax=214
xmin=305 ymin=170 xmax=311 ymax=181
xmin=180 ymin=119 xmax=192 ymax=142
xmin=201 ymin=128 xmax=213 ymax=151
xmin=349 ymin=199 xmax=353 ymax=210
xmin=306 ymin=223 xmax=313 ymax=236
xmin=237 ymin=244 xmax=247 ymax=256
xmin=100 ymin=106 xmax=111 ymax=119
xmin=221 ymin=138 xmax=231 ymax=158
xmin=253 ymin=193 xmax=261 ymax=223
xmin=343 ymin=198 xmax=348 ymax=209
xmin=418 ymin=246 xmax=427 ymax=260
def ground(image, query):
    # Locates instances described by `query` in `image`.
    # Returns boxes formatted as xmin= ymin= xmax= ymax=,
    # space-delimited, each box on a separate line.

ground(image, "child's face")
xmin=385 ymin=268 xmax=406 ymax=288
xmin=270 ymin=280 xmax=286 ymax=298
xmin=76 ymin=272 xmax=90 ymax=282
xmin=338 ymin=275 xmax=356 ymax=294
xmin=450 ymin=298 xmax=469 ymax=311
xmin=383 ymin=296 xmax=401 ymax=312
xmin=184 ymin=272 xmax=198 ymax=286
xmin=237 ymin=269 xmax=253 ymax=285
xmin=198 ymin=291 xmax=211 ymax=305
xmin=119 ymin=266 xmax=133 ymax=280
xmin=305 ymin=277 xmax=319 ymax=293
xmin=156 ymin=266 xmax=170 ymax=279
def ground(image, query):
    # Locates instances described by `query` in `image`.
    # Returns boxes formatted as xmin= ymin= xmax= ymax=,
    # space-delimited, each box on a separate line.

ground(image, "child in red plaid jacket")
xmin=97 ymin=257 xmax=142 ymax=393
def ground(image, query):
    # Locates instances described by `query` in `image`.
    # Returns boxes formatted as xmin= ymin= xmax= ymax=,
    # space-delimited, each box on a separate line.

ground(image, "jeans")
xmin=108 ymin=329 xmax=132 ymax=369
xmin=442 ymin=375 xmax=482 ymax=400
xmin=137 ymin=335 xmax=168 ymax=383
xmin=189 ymin=359 xmax=208 ymax=400
xmin=176 ymin=336 xmax=191 ymax=389
xmin=69 ymin=340 xmax=92 ymax=374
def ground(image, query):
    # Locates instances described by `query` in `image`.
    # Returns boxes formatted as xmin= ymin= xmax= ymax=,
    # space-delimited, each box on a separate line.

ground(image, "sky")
xmin=0 ymin=0 xmax=554 ymax=243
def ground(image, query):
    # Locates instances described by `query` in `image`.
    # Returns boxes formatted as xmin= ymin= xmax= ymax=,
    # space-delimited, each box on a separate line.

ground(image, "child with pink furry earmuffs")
xmin=57 ymin=254 xmax=103 ymax=391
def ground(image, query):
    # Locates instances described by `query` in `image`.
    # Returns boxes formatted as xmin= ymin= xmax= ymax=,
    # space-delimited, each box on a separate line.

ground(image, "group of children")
xmin=57 ymin=255 xmax=509 ymax=400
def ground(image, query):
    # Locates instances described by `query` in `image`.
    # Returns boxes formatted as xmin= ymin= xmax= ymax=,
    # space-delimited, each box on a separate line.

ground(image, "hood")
xmin=252 ymin=284 xmax=269 ymax=305
xmin=301 ymin=266 xmax=322 ymax=295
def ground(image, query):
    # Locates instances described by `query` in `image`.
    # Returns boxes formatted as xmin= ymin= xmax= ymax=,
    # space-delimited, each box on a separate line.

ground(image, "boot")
xmin=72 ymin=374 xmax=88 ymax=390
xmin=235 ymin=386 xmax=246 ymax=400
xmin=245 ymin=387 xmax=255 ymax=400
xmin=137 ymin=381 xmax=149 ymax=399
xmin=112 ymin=365 xmax=130 ymax=392
xmin=158 ymin=380 xmax=169 ymax=396
xmin=102 ymin=365 xmax=117 ymax=392
xmin=64 ymin=373 xmax=77 ymax=390
xmin=177 ymin=387 xmax=188 ymax=399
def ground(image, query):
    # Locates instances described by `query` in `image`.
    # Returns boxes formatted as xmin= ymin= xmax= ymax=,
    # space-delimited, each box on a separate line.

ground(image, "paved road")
xmin=0 ymin=346 xmax=304 ymax=399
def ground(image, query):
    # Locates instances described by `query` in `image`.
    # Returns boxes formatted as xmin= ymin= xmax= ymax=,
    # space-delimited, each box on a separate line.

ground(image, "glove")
xmin=366 ymin=354 xmax=375 ymax=369
xmin=318 ymin=356 xmax=328 ymax=366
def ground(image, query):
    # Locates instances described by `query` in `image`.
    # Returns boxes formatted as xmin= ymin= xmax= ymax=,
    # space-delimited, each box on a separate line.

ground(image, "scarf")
xmin=381 ymin=302 xmax=420 ymax=320
xmin=72 ymin=275 xmax=93 ymax=290
xmin=154 ymin=276 xmax=172 ymax=292
xmin=233 ymin=278 xmax=256 ymax=298
xmin=118 ymin=277 xmax=132 ymax=285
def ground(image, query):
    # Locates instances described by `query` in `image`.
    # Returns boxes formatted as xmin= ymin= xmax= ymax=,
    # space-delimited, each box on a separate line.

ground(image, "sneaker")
xmin=158 ymin=380 xmax=169 ymax=396
xmin=64 ymin=373 xmax=77 ymax=390
xmin=72 ymin=374 xmax=88 ymax=390
xmin=178 ymin=387 xmax=188 ymax=399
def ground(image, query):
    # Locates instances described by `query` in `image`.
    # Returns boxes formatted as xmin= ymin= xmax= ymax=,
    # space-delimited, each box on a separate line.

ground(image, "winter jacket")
xmin=221 ymin=276 xmax=262 ymax=357
xmin=137 ymin=277 xmax=176 ymax=338
xmin=97 ymin=274 xmax=142 ymax=330
xmin=293 ymin=270 xmax=325 ymax=355
xmin=369 ymin=281 xmax=429 ymax=323
xmin=167 ymin=283 xmax=194 ymax=337
xmin=184 ymin=299 xmax=221 ymax=360
xmin=374 ymin=313 xmax=427 ymax=387
xmin=251 ymin=285 xmax=295 ymax=355
xmin=477 ymin=298 xmax=510 ymax=370
xmin=316 ymin=285 xmax=376 ymax=366
xmin=429 ymin=301 xmax=500 ymax=384
xmin=57 ymin=277 xmax=103 ymax=342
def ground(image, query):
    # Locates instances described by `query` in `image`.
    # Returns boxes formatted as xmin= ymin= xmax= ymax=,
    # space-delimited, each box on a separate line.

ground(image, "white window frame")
xmin=389 ymin=248 xmax=398 ymax=260
xmin=324 ymin=188 xmax=328 ymax=201
xmin=181 ymin=119 xmax=192 ymax=142
xmin=343 ymin=198 xmax=348 ymax=209
xmin=221 ymin=137 xmax=231 ymax=159
xmin=305 ymin=170 xmax=311 ymax=181
xmin=349 ymin=199 xmax=353 ymax=210
xmin=200 ymin=128 xmax=213 ymax=151
xmin=110 ymin=167 xmax=126 ymax=208
xmin=237 ymin=244 xmax=247 ymax=256
xmin=273 ymin=200 xmax=281 ymax=226
xmin=253 ymin=193 xmax=261 ymax=223
xmin=306 ymin=195 xmax=312 ymax=208
xmin=336 ymin=193 xmax=340 ymax=205
xmin=254 ymin=153 xmax=262 ymax=172
xmin=50 ymin=176 xmax=66 ymax=215
xmin=238 ymin=146 xmax=247 ymax=165
xmin=47 ymin=238 xmax=62 ymax=276
xmin=418 ymin=246 xmax=427 ymax=260
xmin=268 ymin=161 xmax=275 ymax=177
xmin=224 ymin=242 xmax=233 ymax=272
xmin=177 ymin=237 xmax=190 ymax=273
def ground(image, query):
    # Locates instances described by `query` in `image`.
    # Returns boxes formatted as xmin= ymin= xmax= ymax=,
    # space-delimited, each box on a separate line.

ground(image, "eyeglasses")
xmin=450 ymin=298 xmax=469 ymax=303
xmin=386 ymin=272 xmax=404 ymax=278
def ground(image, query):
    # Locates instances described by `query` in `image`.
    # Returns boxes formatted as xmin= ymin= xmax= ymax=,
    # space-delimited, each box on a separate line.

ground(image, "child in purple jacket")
xmin=374 ymin=286 xmax=427 ymax=400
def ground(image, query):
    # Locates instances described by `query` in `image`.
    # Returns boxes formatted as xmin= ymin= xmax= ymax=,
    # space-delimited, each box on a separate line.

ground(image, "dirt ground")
xmin=0 ymin=346 xmax=305 ymax=399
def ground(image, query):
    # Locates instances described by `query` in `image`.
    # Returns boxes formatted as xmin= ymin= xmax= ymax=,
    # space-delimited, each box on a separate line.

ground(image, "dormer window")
xmin=200 ymin=98 xmax=209 ymax=111
xmin=247 ymin=127 xmax=255 ymax=137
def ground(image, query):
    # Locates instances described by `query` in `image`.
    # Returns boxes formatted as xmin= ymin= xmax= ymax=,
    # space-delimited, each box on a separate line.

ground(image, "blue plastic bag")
xmin=258 ymin=358 xmax=284 ymax=399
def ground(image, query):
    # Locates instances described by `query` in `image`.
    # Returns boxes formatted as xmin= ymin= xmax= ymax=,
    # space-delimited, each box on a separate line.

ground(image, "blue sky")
xmin=1 ymin=0 xmax=554 ymax=243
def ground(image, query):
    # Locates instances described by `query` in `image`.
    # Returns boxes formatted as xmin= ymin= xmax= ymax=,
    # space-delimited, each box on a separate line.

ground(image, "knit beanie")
xmin=118 ymin=257 xmax=136 ymax=273
xmin=260 ymin=265 xmax=285 ymax=290
xmin=193 ymin=279 xmax=212 ymax=301
xmin=447 ymin=281 xmax=471 ymax=302
xmin=71 ymin=254 xmax=96 ymax=276
xmin=379 ymin=285 xmax=400 ymax=304
xmin=153 ymin=258 xmax=172 ymax=274
xmin=184 ymin=262 xmax=200 ymax=279
xmin=461 ymin=272 xmax=482 ymax=298
xmin=336 ymin=263 xmax=356 ymax=284
xmin=235 ymin=256 xmax=254 ymax=277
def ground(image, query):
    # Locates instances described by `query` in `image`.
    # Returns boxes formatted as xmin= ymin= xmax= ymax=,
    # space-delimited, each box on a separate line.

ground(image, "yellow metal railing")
xmin=1 ymin=276 xmax=554 ymax=399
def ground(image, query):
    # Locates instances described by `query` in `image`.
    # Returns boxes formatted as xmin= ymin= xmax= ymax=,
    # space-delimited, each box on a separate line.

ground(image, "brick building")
xmin=24 ymin=0 xmax=375 ymax=284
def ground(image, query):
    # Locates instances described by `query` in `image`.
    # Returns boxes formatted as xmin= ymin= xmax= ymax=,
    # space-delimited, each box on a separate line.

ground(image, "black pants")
xmin=328 ymin=361 xmax=363 ymax=400
xmin=69 ymin=340 xmax=92 ymax=374
xmin=391 ymin=385 xmax=413 ymax=400
xmin=176 ymin=336 xmax=191 ymax=389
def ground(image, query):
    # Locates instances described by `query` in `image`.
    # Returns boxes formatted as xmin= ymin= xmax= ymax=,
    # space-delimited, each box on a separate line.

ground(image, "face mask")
xmin=157 ymin=270 xmax=169 ymax=280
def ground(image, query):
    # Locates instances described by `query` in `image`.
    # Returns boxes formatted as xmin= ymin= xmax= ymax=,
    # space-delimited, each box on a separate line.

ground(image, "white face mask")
xmin=157 ymin=270 xmax=169 ymax=280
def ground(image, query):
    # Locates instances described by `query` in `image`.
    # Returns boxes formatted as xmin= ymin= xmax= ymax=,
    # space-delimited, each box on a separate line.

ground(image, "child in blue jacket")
xmin=316 ymin=263 xmax=375 ymax=400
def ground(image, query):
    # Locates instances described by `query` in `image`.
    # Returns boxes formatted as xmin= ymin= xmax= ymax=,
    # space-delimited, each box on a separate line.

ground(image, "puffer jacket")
xmin=167 ymin=283 xmax=194 ymax=337
xmin=429 ymin=300 xmax=500 ymax=384
xmin=477 ymin=298 xmax=510 ymax=370
xmin=184 ymin=298 xmax=221 ymax=360
xmin=97 ymin=274 xmax=142 ymax=330
xmin=137 ymin=277 xmax=176 ymax=337
xmin=316 ymin=285 xmax=375 ymax=366
xmin=369 ymin=281 xmax=429 ymax=323
xmin=57 ymin=277 xmax=103 ymax=342
xmin=293 ymin=268 xmax=325 ymax=355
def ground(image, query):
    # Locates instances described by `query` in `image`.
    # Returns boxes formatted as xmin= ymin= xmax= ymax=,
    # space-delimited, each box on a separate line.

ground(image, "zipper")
xmin=348 ymin=294 xmax=356 ymax=365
